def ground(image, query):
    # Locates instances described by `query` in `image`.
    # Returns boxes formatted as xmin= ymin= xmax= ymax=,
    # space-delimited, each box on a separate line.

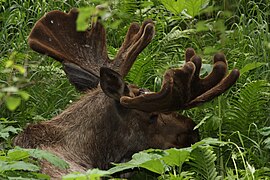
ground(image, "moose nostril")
xmin=149 ymin=114 xmax=158 ymax=124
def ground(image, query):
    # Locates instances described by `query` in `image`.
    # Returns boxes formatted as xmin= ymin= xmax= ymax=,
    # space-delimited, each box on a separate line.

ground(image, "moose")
xmin=14 ymin=9 xmax=239 ymax=178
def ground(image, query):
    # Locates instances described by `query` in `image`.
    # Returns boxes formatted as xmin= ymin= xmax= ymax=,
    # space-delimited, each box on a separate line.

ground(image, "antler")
xmin=28 ymin=8 xmax=239 ymax=111
xmin=28 ymin=8 xmax=154 ymax=90
xmin=120 ymin=48 xmax=240 ymax=112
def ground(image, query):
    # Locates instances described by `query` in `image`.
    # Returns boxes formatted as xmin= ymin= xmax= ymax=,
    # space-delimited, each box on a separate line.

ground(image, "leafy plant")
xmin=0 ymin=52 xmax=30 ymax=111
xmin=160 ymin=0 xmax=210 ymax=17
xmin=0 ymin=147 xmax=69 ymax=179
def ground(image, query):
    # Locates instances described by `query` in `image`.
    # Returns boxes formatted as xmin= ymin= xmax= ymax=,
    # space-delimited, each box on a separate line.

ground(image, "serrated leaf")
xmin=160 ymin=0 xmax=185 ymax=15
xmin=25 ymin=149 xmax=69 ymax=169
xmin=7 ymin=149 xmax=29 ymax=161
xmin=0 ymin=161 xmax=39 ymax=172
xmin=185 ymin=0 xmax=210 ymax=17
xmin=5 ymin=96 xmax=21 ymax=111
xmin=13 ymin=147 xmax=69 ymax=169
xmin=162 ymin=148 xmax=191 ymax=167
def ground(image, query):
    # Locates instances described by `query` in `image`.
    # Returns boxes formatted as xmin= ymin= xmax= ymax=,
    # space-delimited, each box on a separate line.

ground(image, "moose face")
xmin=99 ymin=66 xmax=199 ymax=151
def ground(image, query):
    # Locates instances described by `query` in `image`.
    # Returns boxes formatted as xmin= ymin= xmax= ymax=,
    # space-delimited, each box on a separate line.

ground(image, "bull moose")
xmin=14 ymin=8 xmax=240 ymax=179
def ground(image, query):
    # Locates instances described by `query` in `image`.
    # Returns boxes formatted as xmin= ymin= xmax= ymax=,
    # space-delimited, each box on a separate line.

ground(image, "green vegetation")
xmin=0 ymin=0 xmax=269 ymax=179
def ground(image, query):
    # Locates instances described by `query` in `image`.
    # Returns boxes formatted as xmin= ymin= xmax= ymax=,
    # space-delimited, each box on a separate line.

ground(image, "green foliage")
xmin=0 ymin=147 xmax=68 ymax=179
xmin=1 ymin=0 xmax=269 ymax=179
xmin=224 ymin=80 xmax=270 ymax=135
xmin=0 ymin=52 xmax=30 ymax=111
xmin=188 ymin=146 xmax=220 ymax=180
xmin=160 ymin=0 xmax=209 ymax=17
xmin=0 ymin=118 xmax=21 ymax=141
xmin=63 ymin=138 xmax=227 ymax=179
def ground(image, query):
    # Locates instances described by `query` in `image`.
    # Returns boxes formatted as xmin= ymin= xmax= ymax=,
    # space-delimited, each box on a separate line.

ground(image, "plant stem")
xmin=218 ymin=96 xmax=224 ymax=178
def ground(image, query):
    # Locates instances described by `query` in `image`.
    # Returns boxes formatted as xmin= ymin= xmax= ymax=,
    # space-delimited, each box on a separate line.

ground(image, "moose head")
xmin=14 ymin=9 xmax=239 ymax=178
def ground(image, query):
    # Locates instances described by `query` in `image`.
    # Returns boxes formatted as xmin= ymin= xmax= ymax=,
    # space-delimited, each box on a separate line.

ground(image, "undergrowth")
xmin=0 ymin=0 xmax=269 ymax=179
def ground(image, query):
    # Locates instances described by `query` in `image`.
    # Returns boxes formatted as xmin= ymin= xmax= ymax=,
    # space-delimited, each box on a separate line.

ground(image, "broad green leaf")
xmin=163 ymin=148 xmax=191 ymax=167
xmin=5 ymin=96 xmax=21 ymax=111
xmin=109 ymin=151 xmax=163 ymax=174
xmin=185 ymin=0 xmax=210 ymax=17
xmin=7 ymin=149 xmax=29 ymax=161
xmin=160 ymin=0 xmax=185 ymax=15
xmin=240 ymin=62 xmax=267 ymax=75
xmin=141 ymin=159 xmax=165 ymax=174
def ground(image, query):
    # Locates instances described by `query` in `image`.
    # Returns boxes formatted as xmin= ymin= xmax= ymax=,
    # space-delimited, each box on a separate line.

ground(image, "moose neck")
xmin=49 ymin=87 xmax=150 ymax=169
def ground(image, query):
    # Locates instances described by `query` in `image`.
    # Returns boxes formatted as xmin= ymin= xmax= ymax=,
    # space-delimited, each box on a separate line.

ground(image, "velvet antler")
xmin=28 ymin=8 xmax=239 ymax=112
xmin=28 ymin=8 xmax=154 ymax=90
xmin=120 ymin=48 xmax=240 ymax=112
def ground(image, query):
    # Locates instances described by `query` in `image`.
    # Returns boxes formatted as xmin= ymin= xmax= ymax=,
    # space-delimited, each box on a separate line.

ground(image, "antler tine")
xmin=120 ymin=62 xmax=196 ymax=112
xmin=187 ymin=51 xmax=228 ymax=99
xmin=184 ymin=69 xmax=240 ymax=109
xmin=120 ymin=49 xmax=239 ymax=112
xmin=113 ymin=19 xmax=155 ymax=77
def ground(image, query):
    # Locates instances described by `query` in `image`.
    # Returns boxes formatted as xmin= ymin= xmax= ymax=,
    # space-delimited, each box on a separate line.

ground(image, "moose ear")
xmin=63 ymin=62 xmax=100 ymax=92
xmin=100 ymin=67 xmax=126 ymax=100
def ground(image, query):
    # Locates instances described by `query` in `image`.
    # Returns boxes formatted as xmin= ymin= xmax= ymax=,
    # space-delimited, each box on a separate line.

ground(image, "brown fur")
xmin=14 ymin=88 xmax=199 ymax=178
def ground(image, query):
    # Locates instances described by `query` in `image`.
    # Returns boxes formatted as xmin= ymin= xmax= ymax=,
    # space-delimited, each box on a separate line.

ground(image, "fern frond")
xmin=188 ymin=146 xmax=221 ymax=180
xmin=224 ymin=80 xmax=270 ymax=135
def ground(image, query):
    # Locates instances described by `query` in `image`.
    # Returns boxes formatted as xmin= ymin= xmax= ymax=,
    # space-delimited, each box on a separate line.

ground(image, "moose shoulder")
xmin=14 ymin=8 xmax=240 ymax=179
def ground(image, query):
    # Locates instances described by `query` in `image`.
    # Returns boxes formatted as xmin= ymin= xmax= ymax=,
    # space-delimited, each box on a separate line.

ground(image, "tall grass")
xmin=0 ymin=0 xmax=269 ymax=179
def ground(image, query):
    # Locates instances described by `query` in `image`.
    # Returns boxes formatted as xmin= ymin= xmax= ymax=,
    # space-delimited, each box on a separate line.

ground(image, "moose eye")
xmin=149 ymin=114 xmax=158 ymax=124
